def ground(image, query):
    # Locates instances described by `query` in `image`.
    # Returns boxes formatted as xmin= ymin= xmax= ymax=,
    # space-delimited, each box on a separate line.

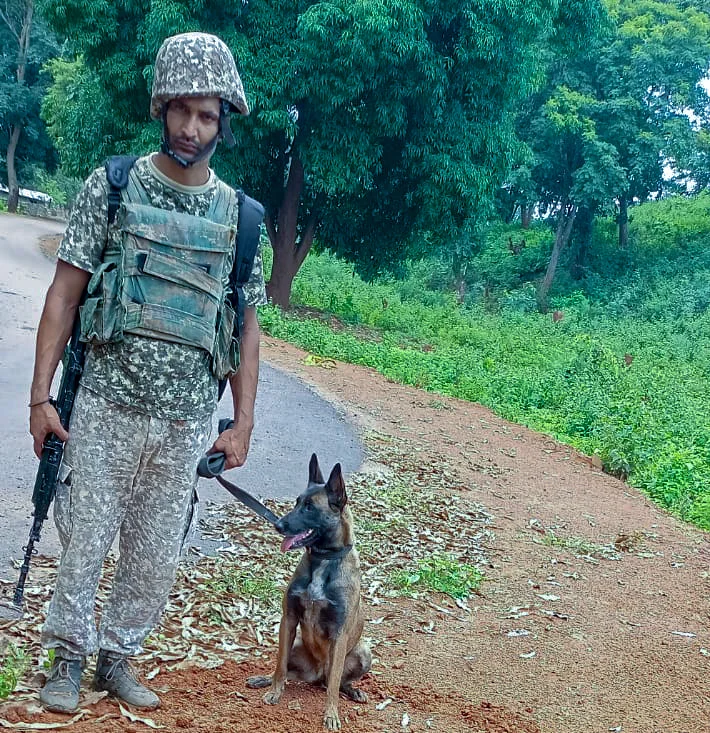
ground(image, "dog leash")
xmin=216 ymin=475 xmax=280 ymax=526
xmin=197 ymin=419 xmax=280 ymax=527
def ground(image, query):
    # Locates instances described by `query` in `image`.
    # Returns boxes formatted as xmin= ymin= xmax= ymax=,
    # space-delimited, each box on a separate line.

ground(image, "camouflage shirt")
xmin=58 ymin=154 xmax=267 ymax=420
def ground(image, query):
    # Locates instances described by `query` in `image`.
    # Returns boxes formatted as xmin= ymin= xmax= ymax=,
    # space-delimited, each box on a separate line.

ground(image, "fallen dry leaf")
xmin=117 ymin=703 xmax=164 ymax=729
xmin=0 ymin=711 xmax=86 ymax=730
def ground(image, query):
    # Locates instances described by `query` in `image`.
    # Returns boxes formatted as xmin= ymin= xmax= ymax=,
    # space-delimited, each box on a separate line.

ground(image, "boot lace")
xmin=48 ymin=659 xmax=80 ymax=690
xmin=103 ymin=655 xmax=137 ymax=683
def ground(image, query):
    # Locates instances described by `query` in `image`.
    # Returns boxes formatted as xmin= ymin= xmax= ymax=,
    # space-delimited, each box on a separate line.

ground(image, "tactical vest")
xmin=79 ymin=162 xmax=245 ymax=380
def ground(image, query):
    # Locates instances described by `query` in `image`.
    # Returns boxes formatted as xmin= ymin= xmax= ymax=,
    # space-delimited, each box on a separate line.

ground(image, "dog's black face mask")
xmin=276 ymin=455 xmax=348 ymax=552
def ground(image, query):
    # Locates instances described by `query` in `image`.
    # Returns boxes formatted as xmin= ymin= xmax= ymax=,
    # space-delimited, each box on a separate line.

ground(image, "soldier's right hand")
xmin=29 ymin=403 xmax=69 ymax=459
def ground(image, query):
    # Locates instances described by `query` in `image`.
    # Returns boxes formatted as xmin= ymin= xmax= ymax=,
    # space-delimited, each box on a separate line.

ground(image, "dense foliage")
xmin=504 ymin=0 xmax=710 ymax=306
xmin=37 ymin=0 xmax=603 ymax=304
xmin=0 ymin=0 xmax=59 ymax=210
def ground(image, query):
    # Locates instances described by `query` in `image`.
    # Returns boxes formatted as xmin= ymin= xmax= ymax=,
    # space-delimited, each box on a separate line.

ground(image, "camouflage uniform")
xmin=41 ymin=154 xmax=267 ymax=660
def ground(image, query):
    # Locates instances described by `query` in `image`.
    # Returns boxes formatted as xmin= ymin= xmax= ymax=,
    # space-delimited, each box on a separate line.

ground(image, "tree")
xmin=520 ymin=0 xmax=710 ymax=255
xmin=595 ymin=0 xmax=710 ymax=247
xmin=40 ymin=0 xmax=604 ymax=306
xmin=511 ymin=0 xmax=710 ymax=305
xmin=0 ymin=0 xmax=58 ymax=211
xmin=524 ymin=85 xmax=626 ymax=308
xmin=41 ymin=56 xmax=128 ymax=178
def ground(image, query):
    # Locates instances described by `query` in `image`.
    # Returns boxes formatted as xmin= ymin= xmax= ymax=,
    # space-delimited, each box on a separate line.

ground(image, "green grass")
xmin=0 ymin=644 xmax=28 ymax=699
xmin=391 ymin=554 xmax=484 ymax=600
xmin=536 ymin=532 xmax=620 ymax=560
xmin=205 ymin=567 xmax=281 ymax=608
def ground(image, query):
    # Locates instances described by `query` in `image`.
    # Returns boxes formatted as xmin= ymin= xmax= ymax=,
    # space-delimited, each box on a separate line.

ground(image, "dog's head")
xmin=276 ymin=453 xmax=349 ymax=553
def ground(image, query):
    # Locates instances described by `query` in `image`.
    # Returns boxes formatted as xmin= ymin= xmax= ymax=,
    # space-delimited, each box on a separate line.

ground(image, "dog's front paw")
xmin=350 ymin=688 xmax=367 ymax=703
xmin=263 ymin=687 xmax=283 ymax=705
xmin=246 ymin=675 xmax=272 ymax=689
xmin=323 ymin=709 xmax=342 ymax=730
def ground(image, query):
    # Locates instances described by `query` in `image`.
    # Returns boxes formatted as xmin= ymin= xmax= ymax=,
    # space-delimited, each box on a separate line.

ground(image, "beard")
xmin=168 ymin=133 xmax=216 ymax=163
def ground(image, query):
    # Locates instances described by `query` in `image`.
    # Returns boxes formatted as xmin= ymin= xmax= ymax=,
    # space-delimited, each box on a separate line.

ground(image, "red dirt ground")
xmin=2 ymin=334 xmax=709 ymax=733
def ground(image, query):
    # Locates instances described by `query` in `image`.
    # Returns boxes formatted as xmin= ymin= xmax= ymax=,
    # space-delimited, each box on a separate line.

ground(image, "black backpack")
xmin=104 ymin=155 xmax=265 ymax=399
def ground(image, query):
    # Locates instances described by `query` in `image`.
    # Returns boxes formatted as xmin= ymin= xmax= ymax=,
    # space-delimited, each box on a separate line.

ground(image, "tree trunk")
xmin=6 ymin=125 xmax=21 ymax=213
xmin=618 ymin=196 xmax=629 ymax=250
xmin=537 ymin=202 xmax=577 ymax=311
xmin=265 ymin=152 xmax=317 ymax=309
xmin=453 ymin=277 xmax=467 ymax=304
xmin=571 ymin=206 xmax=593 ymax=280
xmin=521 ymin=205 xmax=533 ymax=229
xmin=1 ymin=0 xmax=34 ymax=214
xmin=451 ymin=251 xmax=468 ymax=304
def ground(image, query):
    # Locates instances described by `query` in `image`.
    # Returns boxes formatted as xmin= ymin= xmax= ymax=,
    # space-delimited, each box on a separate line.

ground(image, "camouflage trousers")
xmin=41 ymin=387 xmax=212 ymax=660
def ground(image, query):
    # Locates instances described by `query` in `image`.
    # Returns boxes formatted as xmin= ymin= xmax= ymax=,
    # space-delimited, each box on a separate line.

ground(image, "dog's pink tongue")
xmin=281 ymin=531 xmax=310 ymax=552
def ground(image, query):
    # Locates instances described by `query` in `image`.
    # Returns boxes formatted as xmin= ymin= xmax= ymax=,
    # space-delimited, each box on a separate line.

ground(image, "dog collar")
xmin=309 ymin=544 xmax=353 ymax=560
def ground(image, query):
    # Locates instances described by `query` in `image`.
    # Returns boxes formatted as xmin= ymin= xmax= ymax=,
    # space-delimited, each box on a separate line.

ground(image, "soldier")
xmin=28 ymin=33 xmax=266 ymax=713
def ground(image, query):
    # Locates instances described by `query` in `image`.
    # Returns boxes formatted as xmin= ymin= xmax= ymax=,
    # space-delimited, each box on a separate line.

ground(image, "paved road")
xmin=0 ymin=212 xmax=363 ymax=576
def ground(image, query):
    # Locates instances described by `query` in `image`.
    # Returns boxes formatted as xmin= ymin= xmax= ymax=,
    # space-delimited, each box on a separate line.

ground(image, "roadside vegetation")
xmin=260 ymin=193 xmax=710 ymax=531
xmin=0 ymin=644 xmax=28 ymax=700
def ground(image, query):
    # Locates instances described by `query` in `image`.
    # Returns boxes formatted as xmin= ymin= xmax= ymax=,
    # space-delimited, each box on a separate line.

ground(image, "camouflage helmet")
xmin=150 ymin=32 xmax=249 ymax=119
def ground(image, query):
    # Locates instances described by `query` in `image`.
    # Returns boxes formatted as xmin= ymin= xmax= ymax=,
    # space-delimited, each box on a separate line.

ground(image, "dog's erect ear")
xmin=326 ymin=463 xmax=348 ymax=510
xmin=309 ymin=453 xmax=325 ymax=485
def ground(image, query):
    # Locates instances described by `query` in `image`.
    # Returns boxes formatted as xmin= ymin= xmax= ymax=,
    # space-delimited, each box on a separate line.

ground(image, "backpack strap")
xmin=229 ymin=190 xmax=265 ymax=337
xmin=218 ymin=191 xmax=265 ymax=400
xmin=104 ymin=155 xmax=139 ymax=225
xmin=232 ymin=191 xmax=265 ymax=288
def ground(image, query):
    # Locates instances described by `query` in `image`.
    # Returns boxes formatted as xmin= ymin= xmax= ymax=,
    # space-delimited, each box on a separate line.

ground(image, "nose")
xmin=181 ymin=113 xmax=199 ymax=139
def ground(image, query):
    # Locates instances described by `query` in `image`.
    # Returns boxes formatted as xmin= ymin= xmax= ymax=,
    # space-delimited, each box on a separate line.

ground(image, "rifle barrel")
xmin=9 ymin=314 xmax=87 ymax=613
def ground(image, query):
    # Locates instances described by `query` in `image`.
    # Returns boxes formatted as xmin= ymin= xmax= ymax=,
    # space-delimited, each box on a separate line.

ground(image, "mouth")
xmin=173 ymin=139 xmax=199 ymax=156
xmin=280 ymin=529 xmax=314 ymax=552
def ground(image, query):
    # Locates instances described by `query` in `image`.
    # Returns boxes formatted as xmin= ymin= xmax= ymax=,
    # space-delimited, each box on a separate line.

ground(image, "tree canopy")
xmin=505 ymin=0 xmax=710 ymax=305
xmin=39 ymin=0 xmax=603 ymax=305
xmin=1 ymin=0 xmax=58 ymax=210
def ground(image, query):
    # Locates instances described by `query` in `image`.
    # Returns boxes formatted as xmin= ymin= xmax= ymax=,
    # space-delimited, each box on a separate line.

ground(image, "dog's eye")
xmin=303 ymin=499 xmax=313 ymax=510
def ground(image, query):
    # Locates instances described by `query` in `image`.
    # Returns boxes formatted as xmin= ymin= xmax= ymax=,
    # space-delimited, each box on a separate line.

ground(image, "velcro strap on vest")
xmin=135 ymin=249 xmax=222 ymax=300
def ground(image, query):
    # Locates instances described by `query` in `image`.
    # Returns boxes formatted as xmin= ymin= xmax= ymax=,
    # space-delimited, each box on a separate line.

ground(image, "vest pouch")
xmin=79 ymin=260 xmax=124 ymax=344
xmin=118 ymin=203 xmax=233 ymax=355
xmin=211 ymin=299 xmax=240 ymax=379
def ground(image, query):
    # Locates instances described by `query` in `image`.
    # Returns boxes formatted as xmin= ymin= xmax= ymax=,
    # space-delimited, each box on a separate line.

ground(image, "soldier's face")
xmin=165 ymin=97 xmax=221 ymax=161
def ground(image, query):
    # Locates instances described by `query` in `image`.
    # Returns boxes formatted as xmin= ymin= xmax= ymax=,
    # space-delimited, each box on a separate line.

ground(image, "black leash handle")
xmin=196 ymin=418 xmax=233 ymax=478
xmin=197 ymin=419 xmax=280 ymax=526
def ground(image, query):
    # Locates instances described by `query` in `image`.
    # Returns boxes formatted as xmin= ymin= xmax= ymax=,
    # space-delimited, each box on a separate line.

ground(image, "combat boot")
xmin=39 ymin=656 xmax=84 ymax=713
xmin=92 ymin=649 xmax=159 ymax=709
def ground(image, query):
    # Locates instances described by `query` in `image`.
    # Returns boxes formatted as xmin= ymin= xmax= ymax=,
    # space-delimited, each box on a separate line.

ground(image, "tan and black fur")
xmin=247 ymin=454 xmax=371 ymax=730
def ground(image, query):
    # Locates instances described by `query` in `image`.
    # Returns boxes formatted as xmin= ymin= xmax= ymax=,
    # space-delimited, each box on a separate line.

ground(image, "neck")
xmin=153 ymin=152 xmax=211 ymax=186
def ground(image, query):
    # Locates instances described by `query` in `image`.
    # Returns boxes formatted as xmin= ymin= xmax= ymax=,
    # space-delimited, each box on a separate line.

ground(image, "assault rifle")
xmin=3 ymin=314 xmax=87 ymax=619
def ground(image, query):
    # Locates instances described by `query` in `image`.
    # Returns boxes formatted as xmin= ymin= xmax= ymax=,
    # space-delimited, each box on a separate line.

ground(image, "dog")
xmin=247 ymin=454 xmax=371 ymax=730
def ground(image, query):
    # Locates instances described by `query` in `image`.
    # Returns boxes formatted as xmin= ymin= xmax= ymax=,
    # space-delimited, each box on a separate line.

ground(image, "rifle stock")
xmin=12 ymin=316 xmax=87 ymax=608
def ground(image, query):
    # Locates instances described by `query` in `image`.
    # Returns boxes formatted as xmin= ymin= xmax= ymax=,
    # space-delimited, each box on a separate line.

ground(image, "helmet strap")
xmin=160 ymin=107 xmax=220 ymax=169
xmin=220 ymin=99 xmax=236 ymax=148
